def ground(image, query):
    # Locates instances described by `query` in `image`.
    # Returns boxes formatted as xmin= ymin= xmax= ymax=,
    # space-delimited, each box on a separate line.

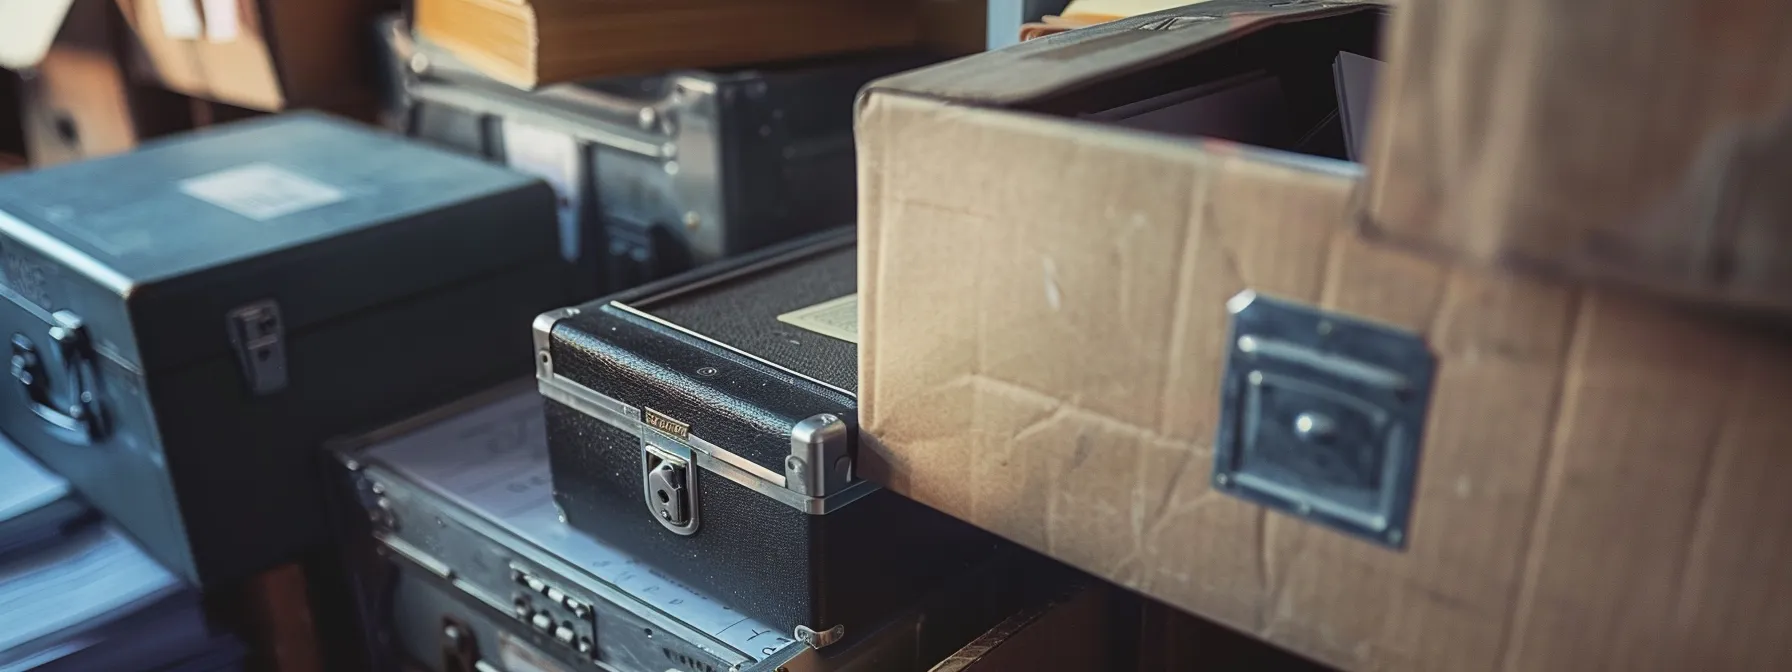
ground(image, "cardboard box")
xmin=114 ymin=0 xmax=379 ymax=112
xmin=857 ymin=1 xmax=1792 ymax=669
xmin=0 ymin=0 xmax=194 ymax=166
xmin=1363 ymin=0 xmax=1792 ymax=314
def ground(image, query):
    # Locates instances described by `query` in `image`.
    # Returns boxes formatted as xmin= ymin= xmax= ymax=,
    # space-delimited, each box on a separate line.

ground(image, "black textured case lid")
xmin=549 ymin=227 xmax=856 ymax=471
xmin=0 ymin=112 xmax=560 ymax=372
xmin=633 ymin=241 xmax=856 ymax=393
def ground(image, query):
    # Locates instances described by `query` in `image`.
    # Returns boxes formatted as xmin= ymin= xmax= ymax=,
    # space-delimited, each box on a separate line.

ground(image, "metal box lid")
xmin=0 ymin=112 xmax=560 ymax=374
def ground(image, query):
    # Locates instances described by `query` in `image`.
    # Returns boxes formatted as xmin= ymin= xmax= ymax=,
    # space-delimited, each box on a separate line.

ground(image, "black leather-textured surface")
xmin=551 ymin=306 xmax=852 ymax=471
xmin=546 ymin=234 xmax=1007 ymax=640
xmin=547 ymin=399 xmax=1003 ymax=639
xmin=546 ymin=400 xmax=818 ymax=629
xmin=640 ymin=245 xmax=856 ymax=392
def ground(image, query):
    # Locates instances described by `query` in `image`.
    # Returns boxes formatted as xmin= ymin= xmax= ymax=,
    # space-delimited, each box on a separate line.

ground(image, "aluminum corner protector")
xmin=532 ymin=306 xmax=580 ymax=378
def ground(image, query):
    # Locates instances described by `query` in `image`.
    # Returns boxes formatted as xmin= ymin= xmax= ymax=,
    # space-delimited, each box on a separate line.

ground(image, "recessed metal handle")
xmin=10 ymin=311 xmax=104 ymax=446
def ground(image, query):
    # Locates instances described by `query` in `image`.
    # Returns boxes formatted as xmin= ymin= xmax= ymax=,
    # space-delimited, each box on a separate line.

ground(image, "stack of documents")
xmin=0 ymin=435 xmax=244 ymax=672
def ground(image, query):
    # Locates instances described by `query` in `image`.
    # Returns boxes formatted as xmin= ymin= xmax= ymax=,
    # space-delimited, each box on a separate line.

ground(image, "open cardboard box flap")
xmin=1364 ymin=0 xmax=1792 ymax=315
xmin=865 ymin=0 xmax=1379 ymax=107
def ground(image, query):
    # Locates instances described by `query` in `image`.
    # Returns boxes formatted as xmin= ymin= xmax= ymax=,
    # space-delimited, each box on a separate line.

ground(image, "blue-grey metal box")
xmin=0 ymin=112 xmax=580 ymax=587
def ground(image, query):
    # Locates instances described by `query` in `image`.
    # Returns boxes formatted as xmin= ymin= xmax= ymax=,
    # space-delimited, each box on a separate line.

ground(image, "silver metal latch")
xmin=786 ymin=414 xmax=851 ymax=497
xmin=794 ymin=624 xmax=845 ymax=649
xmin=643 ymin=440 xmax=700 ymax=535
xmin=226 ymin=300 xmax=287 ymax=395
xmin=10 ymin=310 xmax=106 ymax=445
xmin=1212 ymin=291 xmax=1435 ymax=548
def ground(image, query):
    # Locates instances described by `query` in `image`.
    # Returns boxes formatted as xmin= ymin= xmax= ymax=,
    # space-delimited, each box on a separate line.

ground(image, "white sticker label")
xmin=179 ymin=163 xmax=347 ymax=221
xmin=200 ymin=0 xmax=240 ymax=42
xmin=776 ymin=294 xmax=858 ymax=344
xmin=156 ymin=0 xmax=204 ymax=39
xmin=499 ymin=632 xmax=572 ymax=672
xmin=500 ymin=120 xmax=582 ymax=262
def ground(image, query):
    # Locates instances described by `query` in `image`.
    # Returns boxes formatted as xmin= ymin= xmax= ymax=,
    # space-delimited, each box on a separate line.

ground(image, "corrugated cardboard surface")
xmin=857 ymin=3 xmax=1792 ymax=669
xmin=1363 ymin=0 xmax=1792 ymax=314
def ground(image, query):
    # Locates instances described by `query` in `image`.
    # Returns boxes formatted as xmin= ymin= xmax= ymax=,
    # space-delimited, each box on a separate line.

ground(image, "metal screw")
xmin=663 ymin=161 xmax=680 ymax=176
xmin=638 ymin=107 xmax=658 ymax=130
xmin=444 ymin=624 xmax=460 ymax=639
xmin=1214 ymin=473 xmax=1230 ymax=486
xmin=1237 ymin=336 xmax=1258 ymax=353
xmin=696 ymin=366 xmax=719 ymax=377
xmin=683 ymin=211 xmax=702 ymax=231
xmin=408 ymin=53 xmax=429 ymax=74
xmin=1317 ymin=321 xmax=1334 ymax=336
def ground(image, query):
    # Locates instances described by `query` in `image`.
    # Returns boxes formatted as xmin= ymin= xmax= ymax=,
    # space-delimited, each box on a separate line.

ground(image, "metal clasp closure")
xmin=10 ymin=310 xmax=106 ymax=445
xmin=643 ymin=440 xmax=699 ymax=536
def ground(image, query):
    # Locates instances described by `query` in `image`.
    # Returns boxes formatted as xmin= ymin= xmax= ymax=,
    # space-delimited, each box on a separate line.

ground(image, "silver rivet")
xmin=1293 ymin=412 xmax=1336 ymax=443
xmin=1237 ymin=336 xmax=1258 ymax=353
xmin=1317 ymin=321 xmax=1334 ymax=335
xmin=638 ymin=107 xmax=658 ymax=130
xmin=1247 ymin=371 xmax=1264 ymax=385
xmin=1214 ymin=474 xmax=1230 ymax=486
xmin=683 ymin=211 xmax=701 ymax=230
xmin=663 ymin=161 xmax=680 ymax=176
xmin=408 ymin=53 xmax=430 ymax=74
xmin=1388 ymin=530 xmax=1404 ymax=544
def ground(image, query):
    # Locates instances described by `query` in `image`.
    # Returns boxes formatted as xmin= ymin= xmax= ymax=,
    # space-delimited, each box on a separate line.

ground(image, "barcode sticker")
xmin=777 ymin=294 xmax=858 ymax=344
xmin=179 ymin=163 xmax=347 ymax=221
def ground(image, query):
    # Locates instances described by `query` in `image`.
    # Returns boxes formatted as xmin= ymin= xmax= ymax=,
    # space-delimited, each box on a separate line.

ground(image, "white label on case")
xmin=179 ymin=163 xmax=347 ymax=221
xmin=500 ymin=120 xmax=582 ymax=262
xmin=200 ymin=0 xmax=240 ymax=42
xmin=776 ymin=294 xmax=858 ymax=344
xmin=156 ymin=0 xmax=203 ymax=39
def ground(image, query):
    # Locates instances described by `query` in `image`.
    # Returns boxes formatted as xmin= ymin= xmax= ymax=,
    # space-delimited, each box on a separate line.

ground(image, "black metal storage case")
xmin=0 ymin=113 xmax=579 ymax=587
xmin=377 ymin=16 xmax=932 ymax=294
xmin=535 ymin=229 xmax=1003 ymax=649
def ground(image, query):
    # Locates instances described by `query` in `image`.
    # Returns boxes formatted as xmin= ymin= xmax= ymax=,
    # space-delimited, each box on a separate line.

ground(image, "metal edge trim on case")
xmin=407 ymin=82 xmax=673 ymax=159
xmin=608 ymin=301 xmax=855 ymax=400
xmin=786 ymin=414 xmax=850 ymax=497
xmin=537 ymin=374 xmax=878 ymax=515
xmin=0 ymin=209 xmax=135 ymax=294
xmin=533 ymin=307 xmax=580 ymax=379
